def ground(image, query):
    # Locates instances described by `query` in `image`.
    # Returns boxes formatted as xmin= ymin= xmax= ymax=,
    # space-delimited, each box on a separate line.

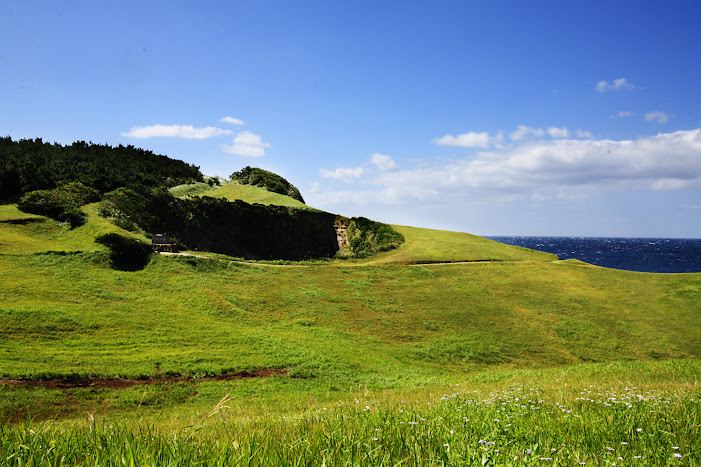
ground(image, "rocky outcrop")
xmin=334 ymin=216 xmax=350 ymax=252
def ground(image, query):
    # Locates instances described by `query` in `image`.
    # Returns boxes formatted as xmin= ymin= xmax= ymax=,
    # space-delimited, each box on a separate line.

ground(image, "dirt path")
xmin=0 ymin=369 xmax=287 ymax=390
xmin=158 ymin=252 xmax=209 ymax=259
xmin=160 ymin=252 xmax=557 ymax=268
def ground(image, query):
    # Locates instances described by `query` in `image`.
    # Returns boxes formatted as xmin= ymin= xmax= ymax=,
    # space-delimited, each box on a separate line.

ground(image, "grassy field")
xmin=1 ymin=199 xmax=699 ymax=464
xmin=1 ymin=362 xmax=699 ymax=465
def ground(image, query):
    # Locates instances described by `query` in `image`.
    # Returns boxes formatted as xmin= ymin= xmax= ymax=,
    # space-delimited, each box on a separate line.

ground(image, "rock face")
xmin=334 ymin=216 xmax=350 ymax=251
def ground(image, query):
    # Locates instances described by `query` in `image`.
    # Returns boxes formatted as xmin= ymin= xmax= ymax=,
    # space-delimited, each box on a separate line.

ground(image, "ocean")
xmin=487 ymin=236 xmax=701 ymax=273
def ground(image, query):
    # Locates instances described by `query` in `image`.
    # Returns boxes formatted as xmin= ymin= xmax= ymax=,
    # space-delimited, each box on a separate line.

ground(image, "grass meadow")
xmin=1 ymin=201 xmax=699 ymax=465
xmin=2 ymin=362 xmax=699 ymax=465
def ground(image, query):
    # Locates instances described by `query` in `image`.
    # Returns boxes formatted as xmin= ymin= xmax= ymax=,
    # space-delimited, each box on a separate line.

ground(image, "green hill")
xmin=2 ymin=145 xmax=699 ymax=463
xmin=169 ymin=179 xmax=312 ymax=210
xmin=1 ymin=202 xmax=698 ymax=383
xmin=1 ymin=191 xmax=699 ymax=463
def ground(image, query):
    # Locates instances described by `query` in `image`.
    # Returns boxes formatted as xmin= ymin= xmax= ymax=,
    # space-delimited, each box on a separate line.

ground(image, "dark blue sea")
xmin=487 ymin=236 xmax=701 ymax=273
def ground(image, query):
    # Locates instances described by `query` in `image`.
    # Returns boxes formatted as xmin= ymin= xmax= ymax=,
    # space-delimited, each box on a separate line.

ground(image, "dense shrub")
xmin=17 ymin=182 xmax=100 ymax=228
xmin=55 ymin=181 xmax=101 ymax=205
xmin=343 ymin=217 xmax=405 ymax=257
xmin=230 ymin=166 xmax=305 ymax=203
xmin=95 ymin=233 xmax=153 ymax=271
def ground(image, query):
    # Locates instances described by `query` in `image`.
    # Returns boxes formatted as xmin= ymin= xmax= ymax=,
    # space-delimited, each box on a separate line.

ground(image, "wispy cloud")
xmin=122 ymin=124 xmax=232 ymax=139
xmin=546 ymin=127 xmax=571 ymax=138
xmin=222 ymin=131 xmax=271 ymax=157
xmin=433 ymin=132 xmax=491 ymax=148
xmin=596 ymin=78 xmax=636 ymax=93
xmin=433 ymin=126 xmax=588 ymax=146
xmin=510 ymin=125 xmax=545 ymax=141
xmin=319 ymin=167 xmax=365 ymax=181
xmin=612 ymin=111 xmax=634 ymax=118
xmin=319 ymin=153 xmax=398 ymax=182
xmin=310 ymin=128 xmax=701 ymax=209
xmin=645 ymin=111 xmax=669 ymax=124
xmin=220 ymin=116 xmax=245 ymax=125
xmin=370 ymin=153 xmax=397 ymax=171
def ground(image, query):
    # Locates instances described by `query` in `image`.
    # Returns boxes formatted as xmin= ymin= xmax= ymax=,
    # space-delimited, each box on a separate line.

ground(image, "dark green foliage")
xmin=98 ymin=189 xmax=338 ymax=260
xmin=95 ymin=233 xmax=153 ymax=271
xmin=0 ymin=136 xmax=202 ymax=202
xmin=230 ymin=166 xmax=305 ymax=203
xmin=98 ymin=188 xmax=402 ymax=260
xmin=98 ymin=187 xmax=179 ymax=233
xmin=56 ymin=181 xmax=101 ymax=205
xmin=345 ymin=217 xmax=405 ymax=257
xmin=17 ymin=182 xmax=100 ymax=228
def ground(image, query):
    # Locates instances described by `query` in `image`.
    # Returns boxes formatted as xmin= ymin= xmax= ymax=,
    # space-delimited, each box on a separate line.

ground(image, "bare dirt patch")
xmin=0 ymin=369 xmax=287 ymax=390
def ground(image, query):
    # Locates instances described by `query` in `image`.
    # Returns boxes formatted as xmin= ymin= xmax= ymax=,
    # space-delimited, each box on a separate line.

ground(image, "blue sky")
xmin=2 ymin=1 xmax=700 ymax=237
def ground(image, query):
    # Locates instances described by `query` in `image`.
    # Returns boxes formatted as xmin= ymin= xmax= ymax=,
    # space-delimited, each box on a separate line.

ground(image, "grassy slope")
xmin=1 ymin=253 xmax=698 ymax=379
xmin=365 ymin=225 xmax=558 ymax=264
xmin=0 ymin=200 xmax=699 ymax=425
xmin=0 ymin=204 xmax=145 ymax=255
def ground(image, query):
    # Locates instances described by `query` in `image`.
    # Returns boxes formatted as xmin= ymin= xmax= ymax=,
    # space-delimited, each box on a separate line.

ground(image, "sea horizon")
xmin=486 ymin=236 xmax=701 ymax=274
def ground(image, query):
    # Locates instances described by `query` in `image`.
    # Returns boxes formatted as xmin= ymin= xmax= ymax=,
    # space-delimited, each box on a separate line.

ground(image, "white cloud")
xmin=319 ymin=167 xmax=365 ymax=181
xmin=319 ymin=154 xmax=396 ymax=183
xmin=612 ymin=111 xmax=633 ymax=118
xmin=510 ymin=125 xmax=545 ymax=141
xmin=122 ymin=124 xmax=232 ymax=139
xmin=493 ymin=131 xmax=505 ymax=145
xmin=575 ymin=129 xmax=594 ymax=139
xmin=370 ymin=153 xmax=397 ymax=171
xmin=312 ymin=128 xmax=701 ymax=208
xmin=221 ymin=131 xmax=271 ymax=157
xmin=433 ymin=132 xmax=491 ymax=148
xmin=596 ymin=78 xmax=636 ymax=93
xmin=220 ymin=116 xmax=245 ymax=125
xmin=651 ymin=178 xmax=692 ymax=190
xmin=547 ymin=127 xmax=571 ymax=138
xmin=645 ymin=111 xmax=669 ymax=124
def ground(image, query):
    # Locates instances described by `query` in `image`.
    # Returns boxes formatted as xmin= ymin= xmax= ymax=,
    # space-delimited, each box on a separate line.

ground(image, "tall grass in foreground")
xmin=2 ymin=382 xmax=698 ymax=466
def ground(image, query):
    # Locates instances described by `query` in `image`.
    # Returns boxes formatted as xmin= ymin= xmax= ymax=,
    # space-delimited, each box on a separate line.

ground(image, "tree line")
xmin=0 ymin=137 xmax=202 ymax=202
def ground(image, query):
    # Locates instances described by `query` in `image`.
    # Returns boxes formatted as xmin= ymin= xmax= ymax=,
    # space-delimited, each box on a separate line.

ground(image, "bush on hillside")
xmin=230 ymin=166 xmax=305 ymax=203
xmin=55 ymin=181 xmax=101 ymax=205
xmin=95 ymin=233 xmax=153 ymax=271
xmin=17 ymin=182 xmax=101 ymax=228
xmin=341 ymin=217 xmax=405 ymax=258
